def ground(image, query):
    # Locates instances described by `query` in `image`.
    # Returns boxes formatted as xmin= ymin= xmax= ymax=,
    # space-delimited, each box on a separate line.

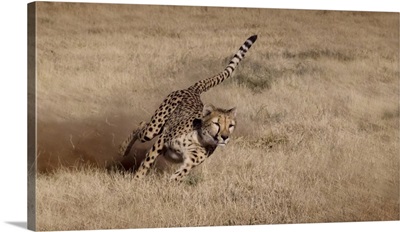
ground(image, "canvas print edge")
xmin=27 ymin=2 xmax=37 ymax=231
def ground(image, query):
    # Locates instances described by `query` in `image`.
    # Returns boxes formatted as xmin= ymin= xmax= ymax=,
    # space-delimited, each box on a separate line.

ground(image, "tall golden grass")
xmin=34 ymin=2 xmax=399 ymax=230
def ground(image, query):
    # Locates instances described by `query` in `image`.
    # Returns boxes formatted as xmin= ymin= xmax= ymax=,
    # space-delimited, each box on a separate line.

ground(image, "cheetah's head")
xmin=197 ymin=104 xmax=237 ymax=147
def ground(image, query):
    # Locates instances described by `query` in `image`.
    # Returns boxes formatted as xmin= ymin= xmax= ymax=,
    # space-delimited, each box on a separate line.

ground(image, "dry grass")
xmin=34 ymin=2 xmax=399 ymax=231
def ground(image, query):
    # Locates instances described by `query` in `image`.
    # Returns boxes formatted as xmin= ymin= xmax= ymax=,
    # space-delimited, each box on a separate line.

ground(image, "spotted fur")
xmin=119 ymin=35 xmax=257 ymax=181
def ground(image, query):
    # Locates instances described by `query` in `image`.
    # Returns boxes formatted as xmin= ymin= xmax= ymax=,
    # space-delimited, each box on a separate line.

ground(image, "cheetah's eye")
xmin=212 ymin=122 xmax=219 ymax=127
xmin=229 ymin=124 xmax=235 ymax=128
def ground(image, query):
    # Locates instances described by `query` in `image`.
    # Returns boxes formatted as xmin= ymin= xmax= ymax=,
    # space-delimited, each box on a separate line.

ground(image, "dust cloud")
xmin=36 ymin=116 xmax=156 ymax=173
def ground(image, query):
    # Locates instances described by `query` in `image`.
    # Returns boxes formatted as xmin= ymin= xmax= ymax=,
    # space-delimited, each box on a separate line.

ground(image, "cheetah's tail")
xmin=189 ymin=35 xmax=258 ymax=93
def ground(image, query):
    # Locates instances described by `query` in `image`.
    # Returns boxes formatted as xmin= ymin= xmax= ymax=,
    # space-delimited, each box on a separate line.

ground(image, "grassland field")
xmin=34 ymin=2 xmax=399 ymax=230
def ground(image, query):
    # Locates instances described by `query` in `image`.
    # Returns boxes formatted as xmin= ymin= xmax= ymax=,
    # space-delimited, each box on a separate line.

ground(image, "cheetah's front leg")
xmin=170 ymin=148 xmax=207 ymax=182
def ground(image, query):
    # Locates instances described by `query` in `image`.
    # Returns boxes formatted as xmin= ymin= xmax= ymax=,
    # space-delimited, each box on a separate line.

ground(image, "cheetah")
xmin=119 ymin=35 xmax=258 ymax=181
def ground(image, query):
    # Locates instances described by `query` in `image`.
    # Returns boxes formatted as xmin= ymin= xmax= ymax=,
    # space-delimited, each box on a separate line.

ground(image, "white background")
xmin=0 ymin=0 xmax=399 ymax=231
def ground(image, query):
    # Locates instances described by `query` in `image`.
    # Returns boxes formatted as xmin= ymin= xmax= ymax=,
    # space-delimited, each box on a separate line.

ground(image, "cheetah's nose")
xmin=221 ymin=135 xmax=229 ymax=140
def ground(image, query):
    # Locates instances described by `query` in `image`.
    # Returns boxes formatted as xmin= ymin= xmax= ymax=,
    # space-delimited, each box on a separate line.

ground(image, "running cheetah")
xmin=119 ymin=35 xmax=258 ymax=181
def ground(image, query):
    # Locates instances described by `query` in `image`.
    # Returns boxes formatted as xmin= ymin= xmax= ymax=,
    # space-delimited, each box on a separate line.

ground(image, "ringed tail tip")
xmin=248 ymin=34 xmax=258 ymax=43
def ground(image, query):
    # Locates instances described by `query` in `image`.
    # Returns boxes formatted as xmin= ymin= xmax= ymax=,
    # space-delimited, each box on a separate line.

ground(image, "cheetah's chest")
xmin=164 ymin=132 xmax=200 ymax=162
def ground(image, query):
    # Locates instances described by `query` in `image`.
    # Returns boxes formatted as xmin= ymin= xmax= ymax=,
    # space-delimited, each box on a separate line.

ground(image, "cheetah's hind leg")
xmin=118 ymin=121 xmax=147 ymax=156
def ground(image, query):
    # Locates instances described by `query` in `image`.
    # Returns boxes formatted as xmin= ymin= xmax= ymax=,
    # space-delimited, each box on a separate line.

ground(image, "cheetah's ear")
xmin=203 ymin=104 xmax=215 ymax=117
xmin=192 ymin=118 xmax=202 ymax=130
xmin=227 ymin=107 xmax=237 ymax=118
